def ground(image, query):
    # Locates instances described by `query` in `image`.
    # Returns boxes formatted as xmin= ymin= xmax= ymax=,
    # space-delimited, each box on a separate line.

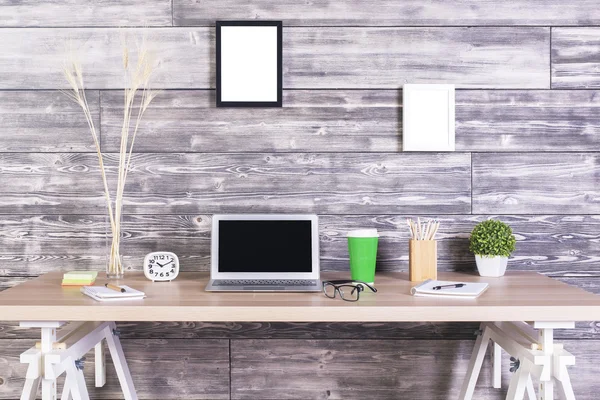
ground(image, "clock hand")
xmin=155 ymin=262 xmax=164 ymax=268
xmin=161 ymin=260 xmax=174 ymax=268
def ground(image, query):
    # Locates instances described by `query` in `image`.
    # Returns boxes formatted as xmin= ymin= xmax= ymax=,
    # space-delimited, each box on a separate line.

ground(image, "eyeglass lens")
xmin=323 ymin=283 xmax=337 ymax=298
xmin=337 ymin=285 xmax=360 ymax=301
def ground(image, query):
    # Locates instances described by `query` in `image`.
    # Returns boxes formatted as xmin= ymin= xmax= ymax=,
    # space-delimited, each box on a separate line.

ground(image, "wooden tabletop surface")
xmin=0 ymin=271 xmax=599 ymax=322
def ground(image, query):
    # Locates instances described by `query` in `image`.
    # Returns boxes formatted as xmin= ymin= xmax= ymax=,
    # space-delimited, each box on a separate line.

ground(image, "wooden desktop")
xmin=1 ymin=271 xmax=599 ymax=400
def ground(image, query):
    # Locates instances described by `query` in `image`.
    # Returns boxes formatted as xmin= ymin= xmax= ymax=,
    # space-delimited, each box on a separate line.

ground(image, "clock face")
xmin=144 ymin=252 xmax=180 ymax=281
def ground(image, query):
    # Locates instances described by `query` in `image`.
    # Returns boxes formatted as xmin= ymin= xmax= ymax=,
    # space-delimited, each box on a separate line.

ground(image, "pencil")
xmin=430 ymin=221 xmax=439 ymax=240
xmin=105 ymin=283 xmax=126 ymax=293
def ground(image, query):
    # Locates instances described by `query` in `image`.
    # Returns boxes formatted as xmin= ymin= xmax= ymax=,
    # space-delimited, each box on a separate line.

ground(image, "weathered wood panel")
xmin=473 ymin=153 xmax=600 ymax=214
xmin=0 ymin=153 xmax=471 ymax=215
xmin=0 ymin=28 xmax=548 ymax=89
xmin=0 ymin=153 xmax=106 ymax=214
xmin=552 ymin=28 xmax=600 ymax=89
xmin=0 ymin=91 xmax=99 ymax=152
xmin=231 ymin=339 xmax=600 ymax=399
xmin=174 ymin=0 xmax=600 ymax=27
xmin=232 ymin=340 xmax=487 ymax=400
xmin=101 ymin=90 xmax=402 ymax=153
xmin=0 ymin=215 xmax=106 ymax=275
xmin=117 ymin=152 xmax=471 ymax=214
xmin=101 ymin=89 xmax=600 ymax=153
xmin=3 ymin=214 xmax=600 ymax=276
xmin=0 ymin=28 xmax=213 ymax=90
xmin=284 ymin=27 xmax=549 ymax=89
xmin=0 ymin=339 xmax=229 ymax=399
xmin=0 ymin=0 xmax=171 ymax=27
xmin=456 ymin=90 xmax=600 ymax=152
xmin=1 ymin=338 xmax=599 ymax=400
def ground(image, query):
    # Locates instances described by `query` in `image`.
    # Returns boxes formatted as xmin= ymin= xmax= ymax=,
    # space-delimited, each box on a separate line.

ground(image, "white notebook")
xmin=81 ymin=286 xmax=146 ymax=302
xmin=410 ymin=279 xmax=488 ymax=299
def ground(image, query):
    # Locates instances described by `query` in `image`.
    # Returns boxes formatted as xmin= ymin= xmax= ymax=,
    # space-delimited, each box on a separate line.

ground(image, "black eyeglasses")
xmin=322 ymin=280 xmax=377 ymax=302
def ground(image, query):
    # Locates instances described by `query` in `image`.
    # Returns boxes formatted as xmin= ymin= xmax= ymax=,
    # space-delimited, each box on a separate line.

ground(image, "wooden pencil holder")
xmin=409 ymin=240 xmax=438 ymax=282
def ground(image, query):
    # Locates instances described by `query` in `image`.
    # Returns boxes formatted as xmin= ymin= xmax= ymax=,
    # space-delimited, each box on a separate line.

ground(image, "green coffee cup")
xmin=347 ymin=229 xmax=379 ymax=285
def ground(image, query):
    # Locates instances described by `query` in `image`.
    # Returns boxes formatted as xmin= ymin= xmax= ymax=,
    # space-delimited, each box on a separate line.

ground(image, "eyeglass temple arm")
xmin=323 ymin=280 xmax=377 ymax=293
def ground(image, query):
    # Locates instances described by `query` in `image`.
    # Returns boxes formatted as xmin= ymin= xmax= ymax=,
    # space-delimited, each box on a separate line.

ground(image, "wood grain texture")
xmin=0 ymin=153 xmax=106 ymax=214
xmin=1 ymin=338 xmax=599 ymax=400
xmin=174 ymin=0 xmax=600 ymax=26
xmin=552 ymin=28 xmax=600 ymax=89
xmin=0 ymin=0 xmax=171 ymax=27
xmin=231 ymin=339 xmax=600 ymax=400
xmin=0 ymin=153 xmax=470 ymax=215
xmin=101 ymin=89 xmax=600 ymax=153
xmin=0 ymin=91 xmax=99 ymax=152
xmin=0 ymin=28 xmax=213 ymax=90
xmin=0 ymin=28 xmax=549 ymax=89
xmin=114 ymin=152 xmax=470 ymax=215
xmin=456 ymin=90 xmax=600 ymax=152
xmin=0 ymin=339 xmax=229 ymax=399
xmin=101 ymin=90 xmax=402 ymax=153
xmin=3 ymin=214 xmax=600 ymax=276
xmin=473 ymin=153 xmax=600 ymax=214
xmin=284 ymin=27 xmax=549 ymax=89
xmin=0 ymin=215 xmax=106 ymax=275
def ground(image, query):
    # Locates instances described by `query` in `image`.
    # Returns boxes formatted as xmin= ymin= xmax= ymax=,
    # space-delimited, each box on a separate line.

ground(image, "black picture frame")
xmin=216 ymin=20 xmax=283 ymax=108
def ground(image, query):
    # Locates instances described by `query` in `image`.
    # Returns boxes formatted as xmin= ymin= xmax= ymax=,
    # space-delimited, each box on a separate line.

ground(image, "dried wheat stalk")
xmin=62 ymin=34 xmax=159 ymax=277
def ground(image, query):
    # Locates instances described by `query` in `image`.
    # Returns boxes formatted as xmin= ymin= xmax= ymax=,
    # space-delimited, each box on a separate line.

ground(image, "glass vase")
xmin=106 ymin=214 xmax=124 ymax=279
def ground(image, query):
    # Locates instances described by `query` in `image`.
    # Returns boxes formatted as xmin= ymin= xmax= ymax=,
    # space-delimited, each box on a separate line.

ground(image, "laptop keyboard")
xmin=213 ymin=279 xmax=317 ymax=287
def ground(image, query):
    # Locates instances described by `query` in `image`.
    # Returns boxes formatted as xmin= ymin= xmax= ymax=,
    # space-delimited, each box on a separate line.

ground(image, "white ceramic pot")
xmin=475 ymin=255 xmax=508 ymax=277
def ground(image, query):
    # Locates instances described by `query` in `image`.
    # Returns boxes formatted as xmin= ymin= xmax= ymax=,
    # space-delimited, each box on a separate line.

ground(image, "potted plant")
xmin=469 ymin=219 xmax=516 ymax=277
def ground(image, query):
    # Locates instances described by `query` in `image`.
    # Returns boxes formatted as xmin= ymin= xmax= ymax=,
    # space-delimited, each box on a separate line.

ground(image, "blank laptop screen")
xmin=218 ymin=220 xmax=313 ymax=273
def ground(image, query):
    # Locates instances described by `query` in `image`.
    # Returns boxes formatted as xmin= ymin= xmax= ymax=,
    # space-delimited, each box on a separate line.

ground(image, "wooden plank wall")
xmin=1 ymin=1 xmax=600 ymax=398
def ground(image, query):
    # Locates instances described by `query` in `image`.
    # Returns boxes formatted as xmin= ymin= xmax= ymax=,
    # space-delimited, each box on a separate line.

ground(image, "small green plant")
xmin=469 ymin=219 xmax=516 ymax=257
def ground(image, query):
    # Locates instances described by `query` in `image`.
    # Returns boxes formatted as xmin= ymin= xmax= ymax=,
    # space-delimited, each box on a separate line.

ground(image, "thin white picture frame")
xmin=402 ymin=84 xmax=455 ymax=152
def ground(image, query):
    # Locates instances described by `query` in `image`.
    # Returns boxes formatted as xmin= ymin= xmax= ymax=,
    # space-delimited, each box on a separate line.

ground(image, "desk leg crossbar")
xmin=19 ymin=321 xmax=137 ymax=400
xmin=459 ymin=321 xmax=576 ymax=400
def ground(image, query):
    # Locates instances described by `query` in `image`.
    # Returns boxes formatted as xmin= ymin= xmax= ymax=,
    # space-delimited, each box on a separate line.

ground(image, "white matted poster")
xmin=216 ymin=21 xmax=282 ymax=107
xmin=403 ymin=84 xmax=455 ymax=151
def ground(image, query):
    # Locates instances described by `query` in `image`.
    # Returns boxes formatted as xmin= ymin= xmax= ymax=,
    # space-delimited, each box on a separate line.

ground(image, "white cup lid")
xmin=347 ymin=229 xmax=379 ymax=238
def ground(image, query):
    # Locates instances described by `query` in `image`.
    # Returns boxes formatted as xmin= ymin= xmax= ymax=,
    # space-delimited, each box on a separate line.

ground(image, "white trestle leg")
xmin=526 ymin=374 xmax=536 ymax=400
xmin=458 ymin=323 xmax=492 ymax=400
xmin=61 ymin=377 xmax=71 ymax=400
xmin=19 ymin=321 xmax=137 ymax=400
xmin=458 ymin=321 xmax=577 ymax=400
xmin=104 ymin=322 xmax=138 ymax=400
xmin=20 ymin=348 xmax=42 ymax=400
xmin=506 ymin=358 xmax=532 ymax=400
xmin=94 ymin=341 xmax=106 ymax=388
xmin=63 ymin=358 xmax=90 ymax=400
xmin=493 ymin=342 xmax=502 ymax=389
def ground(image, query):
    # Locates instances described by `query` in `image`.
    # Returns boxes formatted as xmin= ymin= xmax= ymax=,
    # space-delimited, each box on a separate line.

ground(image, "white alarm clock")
xmin=143 ymin=251 xmax=180 ymax=282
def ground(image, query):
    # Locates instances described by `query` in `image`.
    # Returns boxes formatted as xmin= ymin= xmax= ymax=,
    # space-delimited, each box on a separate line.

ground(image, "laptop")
xmin=205 ymin=214 xmax=321 ymax=292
